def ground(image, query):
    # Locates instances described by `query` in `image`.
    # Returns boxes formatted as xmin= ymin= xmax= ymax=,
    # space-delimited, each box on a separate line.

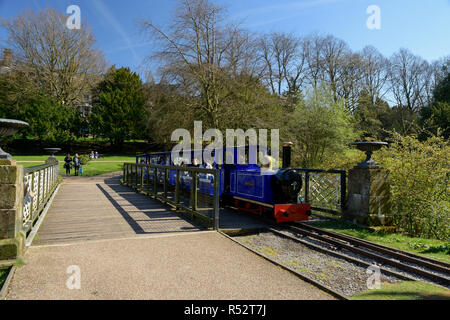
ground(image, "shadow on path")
xmin=98 ymin=177 xmax=202 ymax=235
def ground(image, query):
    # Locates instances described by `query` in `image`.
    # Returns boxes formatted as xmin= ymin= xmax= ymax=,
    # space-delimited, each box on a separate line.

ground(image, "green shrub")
xmin=79 ymin=155 xmax=91 ymax=166
xmin=376 ymin=134 xmax=450 ymax=240
xmin=320 ymin=148 xmax=361 ymax=171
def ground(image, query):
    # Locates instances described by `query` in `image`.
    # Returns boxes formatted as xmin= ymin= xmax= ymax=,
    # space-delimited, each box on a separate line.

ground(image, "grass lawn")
xmin=14 ymin=154 xmax=137 ymax=162
xmin=15 ymin=155 xmax=135 ymax=177
xmin=351 ymin=281 xmax=450 ymax=300
xmin=309 ymin=219 xmax=450 ymax=264
xmin=0 ymin=268 xmax=9 ymax=292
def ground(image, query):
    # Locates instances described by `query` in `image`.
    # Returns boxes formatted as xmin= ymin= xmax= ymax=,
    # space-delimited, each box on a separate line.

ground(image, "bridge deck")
xmin=33 ymin=173 xmax=201 ymax=246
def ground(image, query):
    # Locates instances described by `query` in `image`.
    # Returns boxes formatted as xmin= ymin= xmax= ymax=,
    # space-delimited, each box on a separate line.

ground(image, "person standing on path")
xmin=64 ymin=154 xmax=72 ymax=176
xmin=73 ymin=153 xmax=81 ymax=176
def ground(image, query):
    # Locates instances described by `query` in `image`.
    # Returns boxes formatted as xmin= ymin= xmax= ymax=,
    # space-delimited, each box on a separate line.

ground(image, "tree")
xmin=432 ymin=71 xmax=450 ymax=104
xmin=257 ymin=32 xmax=305 ymax=97
xmin=90 ymin=67 xmax=145 ymax=146
xmin=285 ymin=85 xmax=357 ymax=168
xmin=337 ymin=51 xmax=363 ymax=113
xmin=0 ymin=63 xmax=79 ymax=143
xmin=359 ymin=46 xmax=389 ymax=104
xmin=1 ymin=8 xmax=105 ymax=106
xmin=142 ymin=81 xmax=195 ymax=146
xmin=420 ymin=70 xmax=450 ymax=139
xmin=17 ymin=94 xmax=77 ymax=143
xmin=141 ymin=0 xmax=228 ymax=128
xmin=388 ymin=48 xmax=429 ymax=112
xmin=319 ymin=35 xmax=350 ymax=103
xmin=389 ymin=105 xmax=420 ymax=136
xmin=354 ymin=90 xmax=392 ymax=140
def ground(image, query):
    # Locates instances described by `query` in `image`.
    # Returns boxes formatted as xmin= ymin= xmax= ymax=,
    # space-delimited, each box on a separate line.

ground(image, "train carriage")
xmin=136 ymin=143 xmax=311 ymax=223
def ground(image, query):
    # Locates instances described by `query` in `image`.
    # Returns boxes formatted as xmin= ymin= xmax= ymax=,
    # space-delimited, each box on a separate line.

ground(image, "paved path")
xmin=5 ymin=173 xmax=333 ymax=300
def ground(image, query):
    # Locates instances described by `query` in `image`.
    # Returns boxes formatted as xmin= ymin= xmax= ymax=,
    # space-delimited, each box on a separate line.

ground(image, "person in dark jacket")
xmin=64 ymin=154 xmax=72 ymax=176
xmin=73 ymin=153 xmax=82 ymax=176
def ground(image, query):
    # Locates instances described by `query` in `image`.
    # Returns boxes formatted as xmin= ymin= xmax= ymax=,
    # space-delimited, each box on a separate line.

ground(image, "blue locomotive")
xmin=136 ymin=143 xmax=311 ymax=223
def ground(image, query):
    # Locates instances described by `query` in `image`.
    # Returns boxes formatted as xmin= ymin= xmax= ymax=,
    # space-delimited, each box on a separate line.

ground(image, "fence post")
xmin=153 ymin=167 xmax=158 ymax=196
xmin=164 ymin=168 xmax=168 ymax=200
xmin=304 ymin=172 xmax=310 ymax=203
xmin=146 ymin=165 xmax=150 ymax=192
xmin=38 ymin=169 xmax=42 ymax=208
xmin=140 ymin=165 xmax=144 ymax=190
xmin=30 ymin=170 xmax=35 ymax=219
xmin=135 ymin=165 xmax=138 ymax=187
xmin=214 ymin=170 xmax=220 ymax=230
xmin=175 ymin=169 xmax=180 ymax=207
xmin=340 ymin=171 xmax=347 ymax=213
xmin=191 ymin=172 xmax=197 ymax=211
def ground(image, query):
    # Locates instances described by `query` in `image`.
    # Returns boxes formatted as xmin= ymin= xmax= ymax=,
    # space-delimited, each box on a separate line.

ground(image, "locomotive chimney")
xmin=282 ymin=142 xmax=293 ymax=168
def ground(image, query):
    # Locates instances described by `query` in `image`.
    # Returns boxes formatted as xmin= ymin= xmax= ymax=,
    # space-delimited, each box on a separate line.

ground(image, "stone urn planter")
xmin=346 ymin=141 xmax=391 ymax=226
xmin=352 ymin=141 xmax=388 ymax=167
xmin=44 ymin=148 xmax=62 ymax=159
xmin=0 ymin=118 xmax=29 ymax=160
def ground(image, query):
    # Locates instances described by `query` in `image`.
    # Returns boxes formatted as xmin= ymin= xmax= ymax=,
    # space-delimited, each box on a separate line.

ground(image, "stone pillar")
xmin=344 ymin=166 xmax=391 ymax=226
xmin=0 ymin=159 xmax=26 ymax=264
xmin=45 ymin=157 xmax=59 ymax=165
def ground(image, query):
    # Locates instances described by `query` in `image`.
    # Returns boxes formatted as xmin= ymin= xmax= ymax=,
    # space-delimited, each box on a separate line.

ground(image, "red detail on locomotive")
xmin=274 ymin=203 xmax=311 ymax=223
xmin=234 ymin=199 xmax=263 ymax=216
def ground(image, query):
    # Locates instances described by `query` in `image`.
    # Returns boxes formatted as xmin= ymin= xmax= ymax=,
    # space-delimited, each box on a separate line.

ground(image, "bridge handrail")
xmin=22 ymin=162 xmax=60 ymax=234
xmin=123 ymin=163 xmax=220 ymax=230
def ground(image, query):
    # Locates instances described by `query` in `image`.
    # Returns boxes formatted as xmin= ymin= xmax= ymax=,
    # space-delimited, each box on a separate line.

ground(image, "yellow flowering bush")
xmin=376 ymin=134 xmax=449 ymax=240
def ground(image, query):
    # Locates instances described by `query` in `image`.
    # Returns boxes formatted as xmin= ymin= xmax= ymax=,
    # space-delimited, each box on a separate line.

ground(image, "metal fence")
xmin=295 ymin=168 xmax=347 ymax=215
xmin=123 ymin=163 xmax=220 ymax=229
xmin=22 ymin=163 xmax=59 ymax=234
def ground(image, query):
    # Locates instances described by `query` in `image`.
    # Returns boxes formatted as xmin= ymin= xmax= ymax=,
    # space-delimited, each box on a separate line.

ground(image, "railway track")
xmin=284 ymin=222 xmax=450 ymax=288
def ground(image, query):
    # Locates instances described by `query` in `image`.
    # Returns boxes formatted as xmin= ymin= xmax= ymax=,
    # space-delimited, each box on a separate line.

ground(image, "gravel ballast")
xmin=234 ymin=231 xmax=402 ymax=297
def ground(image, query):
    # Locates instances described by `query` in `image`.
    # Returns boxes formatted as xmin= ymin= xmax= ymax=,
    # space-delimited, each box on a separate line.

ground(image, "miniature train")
xmin=136 ymin=144 xmax=311 ymax=223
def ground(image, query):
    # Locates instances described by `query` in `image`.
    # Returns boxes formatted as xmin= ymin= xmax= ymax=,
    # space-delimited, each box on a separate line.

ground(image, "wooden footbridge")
xmin=0 ymin=166 xmax=331 ymax=300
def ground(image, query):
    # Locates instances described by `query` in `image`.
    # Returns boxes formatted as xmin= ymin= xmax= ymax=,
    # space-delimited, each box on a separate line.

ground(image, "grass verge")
xmin=351 ymin=281 xmax=450 ymax=300
xmin=309 ymin=219 xmax=450 ymax=264
xmin=16 ymin=155 xmax=135 ymax=177
xmin=0 ymin=268 xmax=9 ymax=292
xmin=14 ymin=154 xmax=136 ymax=162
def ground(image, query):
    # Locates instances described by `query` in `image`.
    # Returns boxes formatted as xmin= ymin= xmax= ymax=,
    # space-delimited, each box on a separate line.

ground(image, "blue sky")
xmin=0 ymin=0 xmax=449 ymax=80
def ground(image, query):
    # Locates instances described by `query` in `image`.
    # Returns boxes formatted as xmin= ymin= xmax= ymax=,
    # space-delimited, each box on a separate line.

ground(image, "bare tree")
xmin=359 ymin=45 xmax=389 ymax=103
xmin=257 ymin=32 xmax=304 ymax=96
xmin=141 ymin=0 xmax=267 ymax=129
xmin=337 ymin=52 xmax=364 ymax=113
xmin=142 ymin=0 xmax=232 ymax=128
xmin=221 ymin=26 xmax=261 ymax=79
xmin=1 ymin=8 xmax=106 ymax=106
xmin=388 ymin=48 xmax=429 ymax=111
xmin=319 ymin=35 xmax=350 ymax=102
xmin=303 ymin=34 xmax=326 ymax=93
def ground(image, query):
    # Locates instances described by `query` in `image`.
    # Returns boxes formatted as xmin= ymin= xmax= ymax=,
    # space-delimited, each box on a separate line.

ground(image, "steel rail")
xmin=266 ymin=227 xmax=415 ymax=282
xmin=286 ymin=224 xmax=450 ymax=287
xmin=296 ymin=222 xmax=450 ymax=271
